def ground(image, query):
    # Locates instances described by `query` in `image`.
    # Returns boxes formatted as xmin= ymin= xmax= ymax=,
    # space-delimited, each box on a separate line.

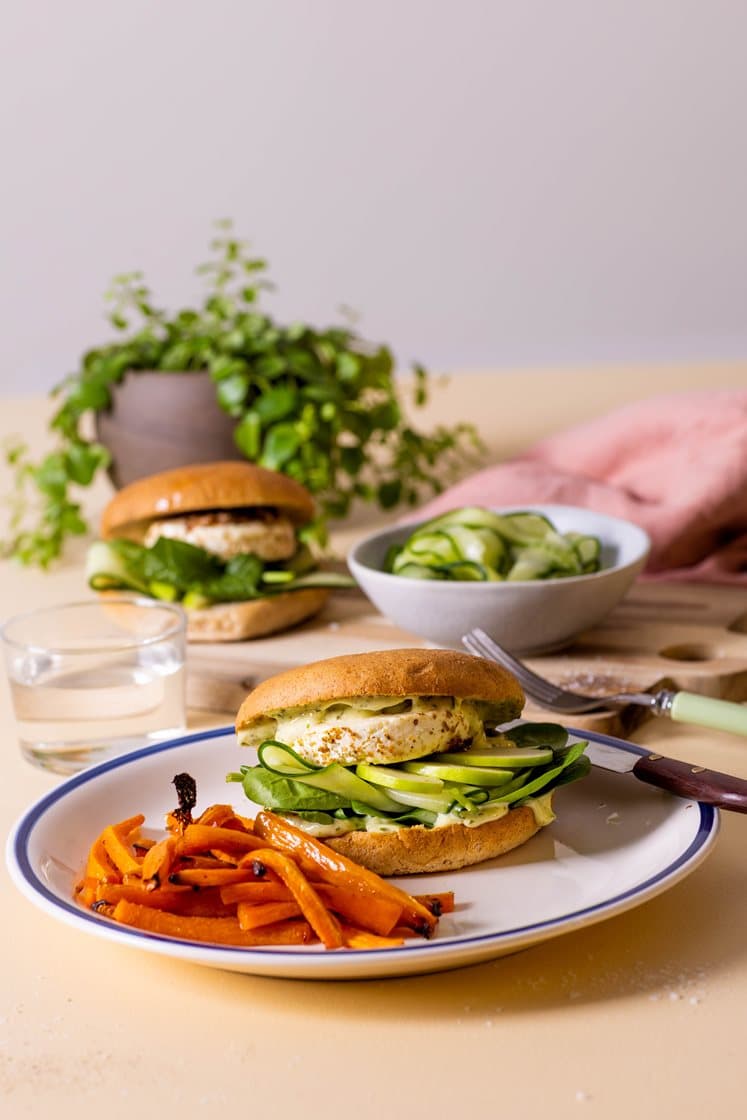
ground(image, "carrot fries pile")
xmin=75 ymin=804 xmax=453 ymax=950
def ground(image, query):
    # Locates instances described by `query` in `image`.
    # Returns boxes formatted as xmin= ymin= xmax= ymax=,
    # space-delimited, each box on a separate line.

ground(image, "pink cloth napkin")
xmin=415 ymin=388 xmax=747 ymax=583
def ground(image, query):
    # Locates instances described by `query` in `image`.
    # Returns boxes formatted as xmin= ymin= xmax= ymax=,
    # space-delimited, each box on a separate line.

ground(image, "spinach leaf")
xmin=198 ymin=552 xmax=264 ymax=601
xmin=239 ymin=765 xmax=353 ymax=812
xmin=504 ymin=722 xmax=569 ymax=752
xmin=143 ymin=537 xmax=222 ymax=589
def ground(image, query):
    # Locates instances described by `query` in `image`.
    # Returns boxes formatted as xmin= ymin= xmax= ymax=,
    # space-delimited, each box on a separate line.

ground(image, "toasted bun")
xmin=185 ymin=588 xmax=329 ymax=642
xmin=325 ymin=802 xmax=544 ymax=875
xmin=236 ymin=647 xmax=524 ymax=727
xmin=101 ymin=461 xmax=316 ymax=540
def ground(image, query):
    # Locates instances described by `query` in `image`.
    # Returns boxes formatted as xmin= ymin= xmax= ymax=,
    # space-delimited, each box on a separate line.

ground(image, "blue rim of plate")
xmin=7 ymin=726 xmax=718 ymax=961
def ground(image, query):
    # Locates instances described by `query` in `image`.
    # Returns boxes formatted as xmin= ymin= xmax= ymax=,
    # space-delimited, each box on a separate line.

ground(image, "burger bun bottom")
xmin=325 ymin=801 xmax=546 ymax=875
xmin=186 ymin=588 xmax=329 ymax=642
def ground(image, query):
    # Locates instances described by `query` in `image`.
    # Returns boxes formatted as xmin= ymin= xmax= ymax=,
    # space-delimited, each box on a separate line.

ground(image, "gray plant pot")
xmin=95 ymin=369 xmax=244 ymax=488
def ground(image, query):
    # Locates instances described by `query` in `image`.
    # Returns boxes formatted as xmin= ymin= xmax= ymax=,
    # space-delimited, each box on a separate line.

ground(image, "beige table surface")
xmin=1 ymin=366 xmax=746 ymax=1119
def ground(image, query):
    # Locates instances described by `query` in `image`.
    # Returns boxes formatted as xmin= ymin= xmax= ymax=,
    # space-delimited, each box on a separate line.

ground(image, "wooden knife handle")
xmin=633 ymin=754 xmax=747 ymax=813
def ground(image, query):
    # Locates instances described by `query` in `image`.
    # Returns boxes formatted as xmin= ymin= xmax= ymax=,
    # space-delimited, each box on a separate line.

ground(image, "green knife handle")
xmin=633 ymin=754 xmax=747 ymax=813
xmin=670 ymin=691 xmax=747 ymax=737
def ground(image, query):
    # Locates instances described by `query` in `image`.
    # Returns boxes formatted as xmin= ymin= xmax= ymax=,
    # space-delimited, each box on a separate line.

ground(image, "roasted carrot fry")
xmin=174 ymin=854 xmax=235 ymax=869
xmin=141 ymin=834 xmax=181 ymax=886
xmin=247 ymin=847 xmax=343 ymax=949
xmin=414 ymin=892 xmax=455 ymax=917
xmin=180 ymin=824 xmax=265 ymax=855
xmin=340 ymin=925 xmax=406 ymax=950
xmin=113 ymin=813 xmax=146 ymax=836
xmin=85 ymin=835 xmax=121 ymax=883
xmin=207 ymin=849 xmax=243 ymax=864
xmin=159 ymin=893 xmax=237 ymax=919
xmin=220 ymin=882 xmax=295 ymax=905
xmin=196 ymin=804 xmax=242 ymax=828
xmin=233 ymin=813 xmax=256 ymax=832
xmin=112 ymin=899 xmax=313 ymax=946
xmin=96 ymin=880 xmax=190 ymax=903
xmin=315 ymin=884 xmax=402 ymax=936
xmin=254 ymin=812 xmax=436 ymax=935
xmin=226 ymin=883 xmax=400 ymax=936
xmin=237 ymin=900 xmax=302 ymax=930
xmin=75 ymin=876 xmax=100 ymax=907
xmin=219 ymin=879 xmax=403 ymax=940
xmin=96 ymin=882 xmax=235 ymax=917
xmin=168 ymin=867 xmax=257 ymax=887
xmin=101 ymin=814 xmax=146 ymax=876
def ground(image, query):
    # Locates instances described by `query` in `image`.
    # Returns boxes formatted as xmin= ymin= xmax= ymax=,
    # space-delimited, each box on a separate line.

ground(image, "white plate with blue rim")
xmin=6 ymin=726 xmax=718 ymax=980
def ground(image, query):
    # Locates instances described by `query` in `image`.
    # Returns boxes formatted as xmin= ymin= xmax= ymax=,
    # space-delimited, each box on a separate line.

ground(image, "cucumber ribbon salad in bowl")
xmin=386 ymin=507 xmax=602 ymax=582
xmin=228 ymin=720 xmax=591 ymax=837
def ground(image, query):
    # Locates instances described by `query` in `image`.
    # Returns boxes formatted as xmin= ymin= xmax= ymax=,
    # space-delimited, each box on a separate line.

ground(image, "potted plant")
xmin=4 ymin=223 xmax=481 ymax=566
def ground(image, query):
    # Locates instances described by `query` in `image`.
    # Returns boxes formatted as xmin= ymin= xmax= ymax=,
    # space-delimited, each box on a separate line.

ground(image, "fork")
xmin=462 ymin=627 xmax=747 ymax=738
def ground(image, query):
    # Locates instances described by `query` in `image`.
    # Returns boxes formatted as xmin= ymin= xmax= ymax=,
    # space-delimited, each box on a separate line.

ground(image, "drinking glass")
xmin=2 ymin=598 xmax=187 ymax=774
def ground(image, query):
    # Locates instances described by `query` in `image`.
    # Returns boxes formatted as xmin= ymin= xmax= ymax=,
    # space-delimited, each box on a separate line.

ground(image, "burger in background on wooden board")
xmin=229 ymin=648 xmax=591 ymax=875
xmin=86 ymin=461 xmax=354 ymax=641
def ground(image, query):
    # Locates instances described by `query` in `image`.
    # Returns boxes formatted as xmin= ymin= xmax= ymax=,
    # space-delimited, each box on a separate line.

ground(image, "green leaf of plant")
xmin=233 ymin=410 xmax=262 ymax=460
xmin=413 ymin=362 xmax=428 ymax=406
xmin=34 ymin=453 xmax=68 ymax=500
xmin=377 ymin=478 xmax=402 ymax=509
xmin=205 ymin=294 xmax=234 ymax=319
xmin=259 ymin=423 xmax=302 ymax=470
xmin=59 ymin=504 xmax=87 ymax=535
xmin=369 ymin=399 xmax=400 ymax=430
xmin=216 ymin=371 xmax=250 ymax=415
xmin=209 ymin=355 xmax=248 ymax=381
xmin=64 ymin=441 xmax=110 ymax=486
xmin=65 ymin=378 xmax=112 ymax=415
xmin=255 ymin=355 xmax=287 ymax=379
xmin=219 ymin=328 xmax=245 ymax=352
xmin=255 ymin=386 xmax=299 ymax=424
xmin=336 ymin=352 xmax=360 ymax=381
xmin=159 ymin=342 xmax=195 ymax=371
xmin=340 ymin=445 xmax=365 ymax=475
xmin=339 ymin=410 xmax=373 ymax=443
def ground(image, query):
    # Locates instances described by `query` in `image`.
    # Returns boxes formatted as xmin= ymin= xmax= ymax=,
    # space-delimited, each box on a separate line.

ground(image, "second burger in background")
xmin=86 ymin=461 xmax=354 ymax=641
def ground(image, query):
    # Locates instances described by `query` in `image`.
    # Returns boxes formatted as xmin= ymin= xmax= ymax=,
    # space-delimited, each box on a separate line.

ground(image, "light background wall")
xmin=1 ymin=0 xmax=746 ymax=393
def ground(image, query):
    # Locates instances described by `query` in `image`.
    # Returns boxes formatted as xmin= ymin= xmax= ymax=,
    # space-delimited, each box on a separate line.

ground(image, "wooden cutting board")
xmin=187 ymin=581 xmax=747 ymax=736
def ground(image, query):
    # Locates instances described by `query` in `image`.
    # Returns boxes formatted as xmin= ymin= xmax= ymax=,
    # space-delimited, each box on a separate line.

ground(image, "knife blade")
xmin=585 ymin=741 xmax=747 ymax=813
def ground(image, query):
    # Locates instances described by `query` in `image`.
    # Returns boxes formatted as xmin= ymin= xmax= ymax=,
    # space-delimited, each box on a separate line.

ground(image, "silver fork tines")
xmin=462 ymin=628 xmax=660 ymax=715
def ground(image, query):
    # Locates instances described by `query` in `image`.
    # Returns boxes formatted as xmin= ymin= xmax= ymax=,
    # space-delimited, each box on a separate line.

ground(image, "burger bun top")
xmin=236 ymin=647 xmax=524 ymax=729
xmin=101 ymin=460 xmax=316 ymax=540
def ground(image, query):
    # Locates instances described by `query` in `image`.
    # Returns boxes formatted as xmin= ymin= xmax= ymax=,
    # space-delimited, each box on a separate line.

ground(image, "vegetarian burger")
xmin=86 ymin=461 xmax=352 ymax=642
xmin=230 ymin=648 xmax=590 ymax=874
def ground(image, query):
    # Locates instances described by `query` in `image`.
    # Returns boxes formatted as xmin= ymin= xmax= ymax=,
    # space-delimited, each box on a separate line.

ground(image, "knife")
xmin=585 ymin=740 xmax=747 ymax=813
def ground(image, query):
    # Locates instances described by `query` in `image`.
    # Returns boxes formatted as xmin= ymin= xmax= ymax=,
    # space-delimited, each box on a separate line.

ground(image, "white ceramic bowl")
xmin=348 ymin=504 xmax=650 ymax=655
